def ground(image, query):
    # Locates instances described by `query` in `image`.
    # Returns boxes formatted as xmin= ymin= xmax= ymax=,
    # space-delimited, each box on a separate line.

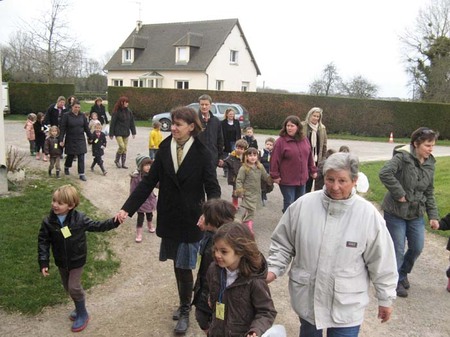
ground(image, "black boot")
xmin=114 ymin=153 xmax=121 ymax=168
xmin=56 ymin=170 xmax=60 ymax=179
xmin=100 ymin=163 xmax=107 ymax=176
xmin=90 ymin=162 xmax=95 ymax=172
xmin=121 ymin=154 xmax=128 ymax=169
xmin=174 ymin=281 xmax=193 ymax=334
xmin=48 ymin=169 xmax=52 ymax=177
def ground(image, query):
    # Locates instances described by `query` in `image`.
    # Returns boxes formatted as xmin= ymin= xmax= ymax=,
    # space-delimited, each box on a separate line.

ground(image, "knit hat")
xmin=135 ymin=154 xmax=151 ymax=170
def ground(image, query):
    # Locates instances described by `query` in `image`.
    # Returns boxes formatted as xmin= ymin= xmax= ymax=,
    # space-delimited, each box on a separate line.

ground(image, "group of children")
xmin=39 ymin=182 xmax=285 ymax=335
xmin=25 ymin=111 xmax=109 ymax=178
xmin=223 ymin=135 xmax=275 ymax=233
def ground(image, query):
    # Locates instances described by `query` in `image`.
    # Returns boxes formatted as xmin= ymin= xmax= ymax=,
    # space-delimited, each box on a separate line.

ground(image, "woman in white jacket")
xmin=266 ymin=152 xmax=398 ymax=337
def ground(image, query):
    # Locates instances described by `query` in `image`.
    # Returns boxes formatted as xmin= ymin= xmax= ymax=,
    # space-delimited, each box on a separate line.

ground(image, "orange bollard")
xmin=389 ymin=132 xmax=394 ymax=143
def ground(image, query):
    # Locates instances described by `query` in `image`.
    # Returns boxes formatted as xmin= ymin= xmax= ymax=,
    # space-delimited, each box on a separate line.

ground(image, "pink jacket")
xmin=25 ymin=120 xmax=35 ymax=141
xmin=130 ymin=172 xmax=157 ymax=213
xmin=270 ymin=135 xmax=317 ymax=186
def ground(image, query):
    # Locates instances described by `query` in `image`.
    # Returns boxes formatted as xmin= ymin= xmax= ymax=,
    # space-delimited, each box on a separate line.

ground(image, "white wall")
xmin=206 ymin=25 xmax=258 ymax=92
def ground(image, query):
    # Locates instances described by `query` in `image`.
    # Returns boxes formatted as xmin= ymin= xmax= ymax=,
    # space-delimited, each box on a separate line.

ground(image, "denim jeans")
xmin=299 ymin=318 xmax=360 ymax=337
xmin=384 ymin=211 xmax=425 ymax=281
xmin=279 ymin=184 xmax=306 ymax=213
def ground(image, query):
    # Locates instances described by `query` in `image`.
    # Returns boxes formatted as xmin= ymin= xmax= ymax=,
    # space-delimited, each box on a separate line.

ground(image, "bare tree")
xmin=401 ymin=0 xmax=450 ymax=102
xmin=1 ymin=0 xmax=84 ymax=83
xmin=339 ymin=75 xmax=378 ymax=98
xmin=309 ymin=62 xmax=341 ymax=96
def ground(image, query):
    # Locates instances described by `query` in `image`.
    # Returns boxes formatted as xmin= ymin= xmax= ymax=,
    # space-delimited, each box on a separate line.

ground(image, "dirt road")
xmin=1 ymin=121 xmax=450 ymax=336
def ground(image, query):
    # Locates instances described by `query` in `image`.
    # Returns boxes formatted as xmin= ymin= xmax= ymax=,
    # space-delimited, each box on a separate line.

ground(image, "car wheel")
xmin=160 ymin=118 xmax=171 ymax=132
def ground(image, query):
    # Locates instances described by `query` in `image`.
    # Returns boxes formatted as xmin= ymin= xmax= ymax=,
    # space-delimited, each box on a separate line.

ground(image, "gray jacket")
xmin=379 ymin=144 xmax=438 ymax=220
xmin=267 ymin=189 xmax=397 ymax=329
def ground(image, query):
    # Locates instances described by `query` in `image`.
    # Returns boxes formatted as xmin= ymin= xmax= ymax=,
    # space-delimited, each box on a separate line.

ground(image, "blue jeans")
xmin=384 ymin=212 xmax=425 ymax=281
xmin=299 ymin=318 xmax=360 ymax=337
xmin=279 ymin=184 xmax=306 ymax=213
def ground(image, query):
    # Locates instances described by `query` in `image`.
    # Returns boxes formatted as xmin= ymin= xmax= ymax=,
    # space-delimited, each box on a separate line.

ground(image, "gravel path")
xmin=1 ymin=121 xmax=449 ymax=337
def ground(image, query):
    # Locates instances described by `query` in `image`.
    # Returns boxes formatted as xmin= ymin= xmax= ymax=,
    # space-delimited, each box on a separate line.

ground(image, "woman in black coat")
xmin=89 ymin=97 xmax=108 ymax=125
xmin=115 ymin=106 xmax=221 ymax=334
xmin=59 ymin=101 xmax=92 ymax=181
xmin=221 ymin=108 xmax=241 ymax=177
xmin=109 ymin=96 xmax=136 ymax=169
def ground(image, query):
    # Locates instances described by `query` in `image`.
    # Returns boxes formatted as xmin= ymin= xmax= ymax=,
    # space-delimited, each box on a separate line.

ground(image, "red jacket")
xmin=270 ymin=135 xmax=317 ymax=186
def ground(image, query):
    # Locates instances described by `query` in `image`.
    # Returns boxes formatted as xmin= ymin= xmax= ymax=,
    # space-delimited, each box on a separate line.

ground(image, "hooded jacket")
xmin=38 ymin=209 xmax=120 ymax=271
xmin=379 ymin=144 xmax=438 ymax=220
xmin=206 ymin=256 xmax=277 ymax=337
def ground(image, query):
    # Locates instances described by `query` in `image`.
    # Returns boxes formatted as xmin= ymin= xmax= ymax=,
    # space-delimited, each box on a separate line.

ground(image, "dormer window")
xmin=176 ymin=47 xmax=189 ymax=63
xmin=122 ymin=49 xmax=134 ymax=63
xmin=230 ymin=50 xmax=238 ymax=64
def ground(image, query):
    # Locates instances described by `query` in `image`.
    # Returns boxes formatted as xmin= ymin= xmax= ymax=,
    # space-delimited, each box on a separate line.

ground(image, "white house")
xmin=104 ymin=18 xmax=261 ymax=92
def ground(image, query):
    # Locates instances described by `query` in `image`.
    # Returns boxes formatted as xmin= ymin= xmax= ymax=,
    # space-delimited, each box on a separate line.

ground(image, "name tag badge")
xmin=216 ymin=302 xmax=225 ymax=320
xmin=346 ymin=241 xmax=357 ymax=248
xmin=54 ymin=143 xmax=58 ymax=149
xmin=94 ymin=139 xmax=99 ymax=143
xmin=61 ymin=226 xmax=72 ymax=239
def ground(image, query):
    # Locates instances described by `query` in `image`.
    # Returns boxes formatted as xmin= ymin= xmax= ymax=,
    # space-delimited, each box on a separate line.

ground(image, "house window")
xmin=230 ymin=50 xmax=238 ymax=64
xmin=112 ymin=79 xmax=123 ymax=87
xmin=241 ymin=82 xmax=249 ymax=92
xmin=176 ymin=47 xmax=189 ymax=63
xmin=132 ymin=79 xmax=144 ymax=87
xmin=122 ymin=49 xmax=133 ymax=63
xmin=216 ymin=80 xmax=224 ymax=91
xmin=176 ymin=80 xmax=189 ymax=89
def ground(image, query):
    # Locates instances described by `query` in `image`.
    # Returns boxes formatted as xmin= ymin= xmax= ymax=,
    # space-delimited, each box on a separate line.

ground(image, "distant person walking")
xmin=302 ymin=107 xmax=327 ymax=192
xmin=89 ymin=97 xmax=108 ymax=125
xmin=109 ymin=96 xmax=136 ymax=169
xmin=270 ymin=115 xmax=317 ymax=213
xmin=59 ymin=101 xmax=92 ymax=181
xmin=44 ymin=96 xmax=67 ymax=127
xmin=196 ymin=94 xmax=224 ymax=170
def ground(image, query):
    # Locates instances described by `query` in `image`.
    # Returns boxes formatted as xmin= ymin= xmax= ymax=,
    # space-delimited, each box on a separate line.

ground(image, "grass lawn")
xmin=0 ymin=171 xmax=120 ymax=314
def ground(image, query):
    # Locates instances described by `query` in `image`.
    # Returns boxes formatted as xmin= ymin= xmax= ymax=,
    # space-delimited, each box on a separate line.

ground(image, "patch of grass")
xmin=361 ymin=156 xmax=450 ymax=240
xmin=0 ymin=172 xmax=120 ymax=314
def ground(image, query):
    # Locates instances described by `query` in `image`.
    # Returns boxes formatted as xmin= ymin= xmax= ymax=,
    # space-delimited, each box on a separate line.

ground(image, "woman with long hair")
xmin=109 ymin=96 xmax=136 ymax=169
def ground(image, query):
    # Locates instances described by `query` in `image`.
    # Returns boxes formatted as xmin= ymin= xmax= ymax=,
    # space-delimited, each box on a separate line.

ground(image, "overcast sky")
xmin=0 ymin=0 xmax=430 ymax=98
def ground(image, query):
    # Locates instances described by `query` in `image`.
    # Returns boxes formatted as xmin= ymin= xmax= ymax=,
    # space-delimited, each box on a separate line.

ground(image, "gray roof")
xmin=104 ymin=18 xmax=261 ymax=75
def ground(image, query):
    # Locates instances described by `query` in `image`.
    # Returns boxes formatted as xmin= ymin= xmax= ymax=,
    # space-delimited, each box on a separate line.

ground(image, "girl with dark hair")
xmin=109 ymin=96 xmax=136 ymax=169
xmin=270 ymin=115 xmax=317 ymax=213
xmin=207 ymin=222 xmax=278 ymax=337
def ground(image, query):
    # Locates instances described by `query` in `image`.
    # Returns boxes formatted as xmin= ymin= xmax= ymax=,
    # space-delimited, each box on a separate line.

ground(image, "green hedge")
xmin=107 ymin=87 xmax=450 ymax=139
xmin=9 ymin=82 xmax=75 ymax=115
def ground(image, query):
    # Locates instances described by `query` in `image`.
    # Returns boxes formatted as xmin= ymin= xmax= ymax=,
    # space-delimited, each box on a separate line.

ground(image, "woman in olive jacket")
xmin=115 ymin=106 xmax=220 ymax=334
xmin=379 ymin=127 xmax=439 ymax=298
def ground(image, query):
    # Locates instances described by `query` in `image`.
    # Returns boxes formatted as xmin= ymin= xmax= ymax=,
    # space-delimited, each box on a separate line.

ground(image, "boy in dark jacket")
xmin=223 ymin=139 xmax=248 ymax=209
xmin=434 ymin=213 xmax=450 ymax=292
xmin=38 ymin=185 xmax=120 ymax=332
xmin=44 ymin=126 xmax=63 ymax=178
xmin=88 ymin=123 xmax=107 ymax=175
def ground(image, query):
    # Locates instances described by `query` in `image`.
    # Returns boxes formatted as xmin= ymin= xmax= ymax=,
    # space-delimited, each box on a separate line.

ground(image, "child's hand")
xmin=114 ymin=210 xmax=128 ymax=224
xmin=246 ymin=332 xmax=257 ymax=337
xmin=41 ymin=267 xmax=49 ymax=277
xmin=430 ymin=219 xmax=439 ymax=230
